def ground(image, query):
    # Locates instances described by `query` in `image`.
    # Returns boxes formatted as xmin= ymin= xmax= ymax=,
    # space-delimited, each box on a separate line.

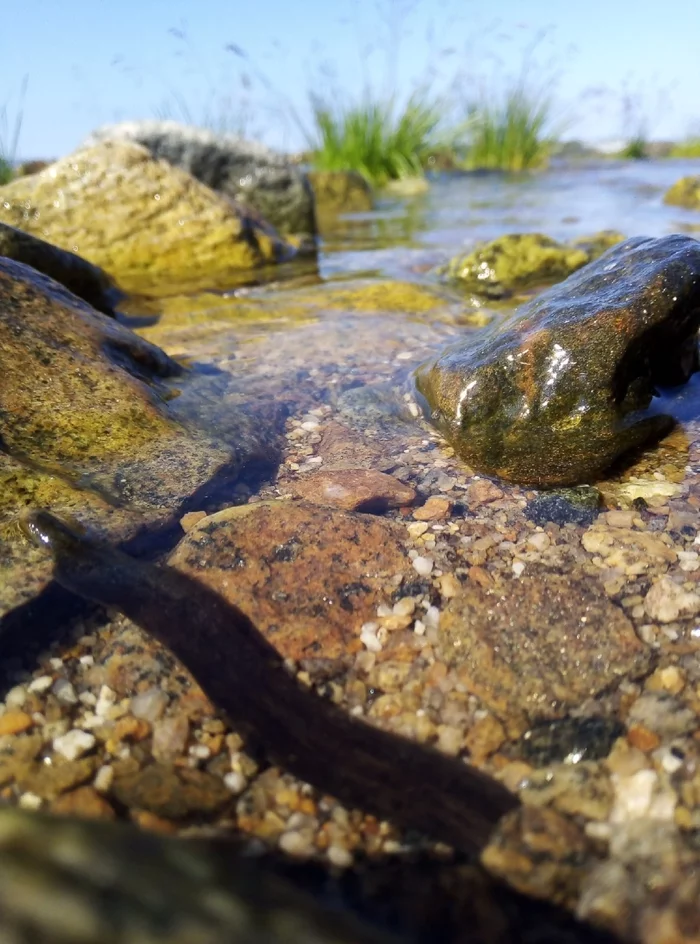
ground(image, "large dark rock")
xmin=416 ymin=235 xmax=700 ymax=485
xmin=0 ymin=221 xmax=119 ymax=315
xmin=85 ymin=120 xmax=316 ymax=244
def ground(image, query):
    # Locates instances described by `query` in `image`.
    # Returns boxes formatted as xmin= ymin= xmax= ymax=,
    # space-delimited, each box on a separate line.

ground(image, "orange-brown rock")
xmin=168 ymin=501 xmax=411 ymax=662
xmin=289 ymin=469 xmax=416 ymax=513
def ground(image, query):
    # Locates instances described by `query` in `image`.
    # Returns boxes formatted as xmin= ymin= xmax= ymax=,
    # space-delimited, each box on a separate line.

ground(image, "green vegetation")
xmin=306 ymin=90 xmax=447 ymax=187
xmin=620 ymin=132 xmax=649 ymax=160
xmin=462 ymin=85 xmax=556 ymax=171
xmin=0 ymin=77 xmax=27 ymax=185
xmin=669 ymin=138 xmax=700 ymax=158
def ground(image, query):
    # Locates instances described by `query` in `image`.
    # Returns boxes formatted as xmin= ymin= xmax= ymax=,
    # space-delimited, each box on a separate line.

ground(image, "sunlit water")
xmin=129 ymin=158 xmax=700 ymax=492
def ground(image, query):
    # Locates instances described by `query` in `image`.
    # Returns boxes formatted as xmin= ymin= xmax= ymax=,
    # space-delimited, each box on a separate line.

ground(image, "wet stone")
xmin=110 ymin=764 xmax=231 ymax=820
xmin=168 ymin=500 xmax=411 ymax=662
xmin=417 ymin=236 xmax=700 ymax=485
xmin=437 ymin=573 xmax=650 ymax=726
xmin=287 ymin=468 xmax=416 ymax=513
xmin=525 ymin=487 xmax=602 ymax=527
xmin=516 ymin=717 xmax=625 ymax=767
xmin=0 ymin=221 xmax=119 ymax=315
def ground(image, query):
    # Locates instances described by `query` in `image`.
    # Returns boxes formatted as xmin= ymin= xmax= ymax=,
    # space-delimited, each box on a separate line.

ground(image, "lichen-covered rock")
xmin=0 ymin=140 xmax=296 ymax=295
xmin=0 ymin=221 xmax=118 ymax=315
xmin=308 ymin=170 xmax=374 ymax=216
xmin=86 ymin=120 xmax=317 ymax=243
xmin=442 ymin=233 xmax=590 ymax=298
xmin=417 ymin=235 xmax=700 ymax=485
xmin=0 ymin=258 xmax=275 ymax=621
xmin=664 ymin=174 xmax=700 ymax=209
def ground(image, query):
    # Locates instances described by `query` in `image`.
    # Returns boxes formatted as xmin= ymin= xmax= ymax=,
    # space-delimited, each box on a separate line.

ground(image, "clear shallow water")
xmin=320 ymin=158 xmax=700 ymax=281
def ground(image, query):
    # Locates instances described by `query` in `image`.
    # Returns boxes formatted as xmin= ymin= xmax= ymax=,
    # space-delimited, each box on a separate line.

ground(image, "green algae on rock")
xmin=442 ymin=233 xmax=590 ymax=299
xmin=0 ymin=257 xmax=274 ymax=621
xmin=442 ymin=231 xmax=626 ymax=300
xmin=0 ymin=222 xmax=119 ymax=315
xmin=416 ymin=235 xmax=700 ymax=486
xmin=664 ymin=175 xmax=700 ymax=210
xmin=0 ymin=140 xmax=296 ymax=295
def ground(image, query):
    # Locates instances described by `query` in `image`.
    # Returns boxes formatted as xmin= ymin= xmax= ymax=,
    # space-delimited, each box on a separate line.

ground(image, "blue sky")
xmin=4 ymin=0 xmax=700 ymax=159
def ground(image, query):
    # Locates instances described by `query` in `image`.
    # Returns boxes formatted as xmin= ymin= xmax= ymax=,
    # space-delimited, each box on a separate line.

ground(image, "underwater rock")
xmin=417 ymin=235 xmax=700 ymax=486
xmin=168 ymin=500 xmax=411 ymax=662
xmin=308 ymin=169 xmax=374 ymax=216
xmin=0 ymin=140 xmax=296 ymax=295
xmin=0 ymin=222 xmax=119 ymax=315
xmin=442 ymin=231 xmax=625 ymax=299
xmin=525 ymin=487 xmax=603 ymax=527
xmin=664 ymin=175 xmax=700 ymax=210
xmin=0 ymin=258 xmax=263 ymax=620
xmin=437 ymin=573 xmax=649 ymax=729
xmin=86 ymin=120 xmax=317 ymax=244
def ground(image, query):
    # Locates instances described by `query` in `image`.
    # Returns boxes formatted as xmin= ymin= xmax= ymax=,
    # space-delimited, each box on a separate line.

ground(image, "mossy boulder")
xmin=86 ymin=120 xmax=317 ymax=243
xmin=442 ymin=232 xmax=624 ymax=299
xmin=664 ymin=175 xmax=700 ymax=210
xmin=416 ymin=235 xmax=700 ymax=486
xmin=0 ymin=257 xmax=273 ymax=621
xmin=308 ymin=170 xmax=374 ymax=216
xmin=0 ymin=222 xmax=118 ymax=315
xmin=0 ymin=141 xmax=297 ymax=295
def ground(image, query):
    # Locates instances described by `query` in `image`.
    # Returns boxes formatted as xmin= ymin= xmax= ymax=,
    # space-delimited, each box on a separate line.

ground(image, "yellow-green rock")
xmin=0 ymin=221 xmax=118 ymax=315
xmin=443 ymin=233 xmax=590 ymax=299
xmin=0 ymin=141 xmax=296 ymax=295
xmin=308 ymin=170 xmax=374 ymax=216
xmin=0 ymin=257 xmax=246 ymax=621
xmin=664 ymin=175 xmax=700 ymax=210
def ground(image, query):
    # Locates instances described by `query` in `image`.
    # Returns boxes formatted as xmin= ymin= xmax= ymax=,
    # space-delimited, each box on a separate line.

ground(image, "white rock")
xmin=412 ymin=556 xmax=434 ymax=577
xmin=53 ymin=729 xmax=96 ymax=762
xmin=95 ymin=685 xmax=117 ymax=718
xmin=52 ymin=678 xmax=78 ymax=705
xmin=130 ymin=688 xmax=169 ymax=722
xmin=645 ymin=576 xmax=700 ymax=623
xmin=94 ymin=765 xmax=114 ymax=793
xmin=327 ymin=845 xmax=353 ymax=867
xmin=28 ymin=676 xmax=53 ymax=694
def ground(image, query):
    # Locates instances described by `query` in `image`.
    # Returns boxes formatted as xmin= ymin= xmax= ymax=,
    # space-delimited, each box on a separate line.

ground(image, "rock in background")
xmin=86 ymin=120 xmax=317 ymax=245
xmin=0 ymin=140 xmax=297 ymax=295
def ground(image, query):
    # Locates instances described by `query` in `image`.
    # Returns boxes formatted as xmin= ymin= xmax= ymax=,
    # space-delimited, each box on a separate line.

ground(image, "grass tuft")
xmin=463 ymin=84 xmax=556 ymax=172
xmin=0 ymin=76 xmax=27 ymax=185
xmin=307 ymin=89 xmax=447 ymax=187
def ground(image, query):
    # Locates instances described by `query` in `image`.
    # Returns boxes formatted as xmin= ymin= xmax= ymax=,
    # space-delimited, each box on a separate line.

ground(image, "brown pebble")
xmin=180 ymin=511 xmax=208 ymax=532
xmin=289 ymin=468 xmax=416 ymax=513
xmin=152 ymin=715 xmax=190 ymax=763
xmin=112 ymin=716 xmax=151 ymax=744
xmin=51 ymin=786 xmax=115 ymax=821
xmin=130 ymin=809 xmax=179 ymax=834
xmin=413 ymin=496 xmax=453 ymax=521
xmin=466 ymin=480 xmax=504 ymax=506
xmin=0 ymin=711 xmax=34 ymax=736
xmin=627 ymin=724 xmax=661 ymax=752
xmin=465 ymin=714 xmax=506 ymax=764
xmin=468 ymin=565 xmax=493 ymax=588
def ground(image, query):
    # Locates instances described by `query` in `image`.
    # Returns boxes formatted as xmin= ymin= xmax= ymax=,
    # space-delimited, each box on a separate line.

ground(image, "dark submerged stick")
xmin=21 ymin=510 xmax=519 ymax=854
